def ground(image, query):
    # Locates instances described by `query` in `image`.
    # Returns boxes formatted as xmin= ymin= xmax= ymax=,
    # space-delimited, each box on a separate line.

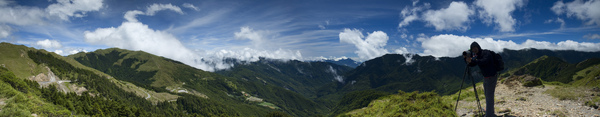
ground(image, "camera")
xmin=462 ymin=50 xmax=472 ymax=57
xmin=462 ymin=50 xmax=473 ymax=64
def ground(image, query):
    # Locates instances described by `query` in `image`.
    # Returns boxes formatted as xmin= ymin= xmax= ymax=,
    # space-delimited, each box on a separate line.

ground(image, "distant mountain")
xmin=216 ymin=58 xmax=353 ymax=99
xmin=323 ymin=58 xmax=361 ymax=68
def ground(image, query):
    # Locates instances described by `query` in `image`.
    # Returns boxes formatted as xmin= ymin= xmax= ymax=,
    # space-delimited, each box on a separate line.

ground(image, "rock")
xmin=516 ymin=97 xmax=527 ymax=101
xmin=498 ymin=108 xmax=511 ymax=113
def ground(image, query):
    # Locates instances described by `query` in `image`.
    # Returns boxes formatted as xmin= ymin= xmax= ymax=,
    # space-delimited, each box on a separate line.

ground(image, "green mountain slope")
xmin=507 ymin=55 xmax=600 ymax=83
xmin=69 ymin=47 xmax=327 ymax=116
xmin=216 ymin=59 xmax=353 ymax=98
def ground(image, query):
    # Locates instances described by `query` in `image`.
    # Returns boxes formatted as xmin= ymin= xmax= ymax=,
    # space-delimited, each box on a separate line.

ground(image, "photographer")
xmin=464 ymin=42 xmax=497 ymax=117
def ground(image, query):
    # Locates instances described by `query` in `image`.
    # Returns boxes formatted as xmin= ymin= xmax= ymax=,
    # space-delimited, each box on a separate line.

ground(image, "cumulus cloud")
xmin=423 ymin=1 xmax=473 ymax=31
xmin=339 ymin=28 xmax=389 ymax=61
xmin=584 ymin=33 xmax=600 ymax=39
xmin=36 ymin=39 xmax=62 ymax=49
xmin=418 ymin=34 xmax=600 ymax=57
xmin=552 ymin=0 xmax=600 ymax=26
xmin=84 ymin=21 xmax=197 ymax=65
xmin=475 ymin=0 xmax=525 ymax=32
xmin=183 ymin=3 xmax=200 ymax=11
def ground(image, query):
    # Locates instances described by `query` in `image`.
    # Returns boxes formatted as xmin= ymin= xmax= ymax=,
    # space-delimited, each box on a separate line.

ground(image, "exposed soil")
xmin=456 ymin=77 xmax=600 ymax=117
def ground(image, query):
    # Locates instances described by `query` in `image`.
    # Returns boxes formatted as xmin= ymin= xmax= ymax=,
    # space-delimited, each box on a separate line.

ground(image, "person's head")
xmin=470 ymin=42 xmax=481 ymax=54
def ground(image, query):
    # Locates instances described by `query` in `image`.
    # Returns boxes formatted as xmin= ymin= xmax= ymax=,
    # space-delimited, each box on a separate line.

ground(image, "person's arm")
xmin=473 ymin=51 xmax=493 ymax=65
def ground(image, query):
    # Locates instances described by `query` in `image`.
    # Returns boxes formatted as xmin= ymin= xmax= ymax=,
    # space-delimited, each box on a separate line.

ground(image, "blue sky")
xmin=1 ymin=0 xmax=599 ymax=71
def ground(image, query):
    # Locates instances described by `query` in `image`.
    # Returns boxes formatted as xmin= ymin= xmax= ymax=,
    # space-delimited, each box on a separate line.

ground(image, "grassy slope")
xmin=70 ymin=48 xmax=328 ymax=116
xmin=0 ymin=43 xmax=48 ymax=79
xmin=0 ymin=67 xmax=72 ymax=116
xmin=1 ymin=43 xmax=177 ymax=103
xmin=341 ymin=91 xmax=455 ymax=117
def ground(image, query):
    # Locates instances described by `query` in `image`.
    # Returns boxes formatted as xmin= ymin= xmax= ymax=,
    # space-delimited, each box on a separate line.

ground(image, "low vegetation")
xmin=341 ymin=90 xmax=456 ymax=117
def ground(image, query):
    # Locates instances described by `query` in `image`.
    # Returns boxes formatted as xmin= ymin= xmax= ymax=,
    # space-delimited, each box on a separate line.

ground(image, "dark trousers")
xmin=483 ymin=75 xmax=497 ymax=117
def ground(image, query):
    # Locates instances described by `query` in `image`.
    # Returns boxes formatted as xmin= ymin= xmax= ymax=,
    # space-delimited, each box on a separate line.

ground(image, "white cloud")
xmin=423 ymin=1 xmax=473 ymax=31
xmin=124 ymin=3 xmax=183 ymax=22
xmin=124 ymin=10 xmax=144 ymax=22
xmin=545 ymin=17 xmax=566 ymax=29
xmin=146 ymin=3 xmax=183 ymax=15
xmin=0 ymin=0 xmax=103 ymax=38
xmin=552 ymin=0 xmax=600 ymax=26
xmin=234 ymin=27 xmax=266 ymax=46
xmin=68 ymin=48 xmax=88 ymax=55
xmin=36 ymin=39 xmax=62 ymax=49
xmin=85 ymin=4 xmax=303 ymax=72
xmin=53 ymin=50 xmax=63 ymax=55
xmin=584 ymin=33 xmax=600 ymax=39
xmin=84 ymin=21 xmax=197 ymax=64
xmin=394 ymin=47 xmax=409 ymax=54
xmin=0 ymin=24 xmax=12 ymax=38
xmin=475 ymin=0 xmax=525 ymax=32
xmin=327 ymin=65 xmax=343 ymax=83
xmin=46 ymin=0 xmax=104 ymax=20
xmin=418 ymin=34 xmax=600 ymax=57
xmin=183 ymin=3 xmax=200 ymax=11
xmin=339 ymin=28 xmax=389 ymax=61
xmin=398 ymin=3 xmax=429 ymax=28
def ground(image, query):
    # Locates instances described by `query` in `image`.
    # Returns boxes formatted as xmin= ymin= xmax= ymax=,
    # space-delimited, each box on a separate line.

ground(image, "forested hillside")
xmin=69 ymin=47 xmax=327 ymax=116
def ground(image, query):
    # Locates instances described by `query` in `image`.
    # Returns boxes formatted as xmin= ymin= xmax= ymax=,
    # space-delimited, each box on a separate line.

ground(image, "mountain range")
xmin=1 ymin=42 xmax=600 ymax=116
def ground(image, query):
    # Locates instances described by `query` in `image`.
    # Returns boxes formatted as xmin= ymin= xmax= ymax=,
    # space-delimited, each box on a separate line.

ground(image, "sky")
xmin=1 ymin=0 xmax=599 ymax=71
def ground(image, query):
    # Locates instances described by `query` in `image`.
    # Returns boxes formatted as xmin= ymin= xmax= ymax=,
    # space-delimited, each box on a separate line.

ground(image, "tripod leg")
xmin=469 ymin=69 xmax=484 ymax=116
xmin=455 ymin=66 xmax=469 ymax=112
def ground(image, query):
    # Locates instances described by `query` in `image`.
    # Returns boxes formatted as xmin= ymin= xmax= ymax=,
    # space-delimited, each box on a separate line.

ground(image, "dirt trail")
xmin=456 ymin=80 xmax=600 ymax=116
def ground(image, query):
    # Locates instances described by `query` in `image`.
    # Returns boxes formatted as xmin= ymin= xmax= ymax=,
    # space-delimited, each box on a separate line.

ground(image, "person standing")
xmin=465 ymin=42 xmax=498 ymax=117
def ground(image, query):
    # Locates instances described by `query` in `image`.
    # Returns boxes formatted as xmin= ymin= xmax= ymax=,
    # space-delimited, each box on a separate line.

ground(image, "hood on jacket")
xmin=470 ymin=42 xmax=482 ymax=55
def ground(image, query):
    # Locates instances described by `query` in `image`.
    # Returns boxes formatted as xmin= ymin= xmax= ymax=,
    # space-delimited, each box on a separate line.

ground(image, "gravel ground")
xmin=456 ymin=79 xmax=600 ymax=117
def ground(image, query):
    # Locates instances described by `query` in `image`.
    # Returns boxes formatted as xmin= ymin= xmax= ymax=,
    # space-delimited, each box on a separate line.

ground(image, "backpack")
xmin=488 ymin=50 xmax=504 ymax=72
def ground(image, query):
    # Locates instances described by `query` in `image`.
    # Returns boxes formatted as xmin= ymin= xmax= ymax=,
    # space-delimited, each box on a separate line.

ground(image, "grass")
xmin=571 ymin=64 xmax=600 ymax=87
xmin=0 ymin=79 xmax=72 ymax=116
xmin=109 ymin=78 xmax=179 ymax=103
xmin=544 ymin=86 xmax=587 ymax=100
xmin=341 ymin=90 xmax=456 ymax=117
xmin=258 ymin=102 xmax=280 ymax=110
xmin=446 ymin=82 xmax=485 ymax=102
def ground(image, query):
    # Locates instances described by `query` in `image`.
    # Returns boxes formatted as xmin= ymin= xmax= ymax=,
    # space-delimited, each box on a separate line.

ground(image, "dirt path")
xmin=142 ymin=90 xmax=151 ymax=99
xmin=456 ymin=80 xmax=600 ymax=116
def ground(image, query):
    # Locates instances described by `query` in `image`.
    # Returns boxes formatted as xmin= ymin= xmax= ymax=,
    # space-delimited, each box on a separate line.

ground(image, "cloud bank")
xmin=418 ymin=34 xmax=600 ymax=57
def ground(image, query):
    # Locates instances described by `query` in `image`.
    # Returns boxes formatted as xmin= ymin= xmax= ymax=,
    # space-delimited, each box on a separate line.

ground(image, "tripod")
xmin=455 ymin=66 xmax=484 ymax=116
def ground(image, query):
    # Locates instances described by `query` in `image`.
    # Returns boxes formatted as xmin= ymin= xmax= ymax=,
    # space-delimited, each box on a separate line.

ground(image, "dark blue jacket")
xmin=468 ymin=50 xmax=497 ymax=77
